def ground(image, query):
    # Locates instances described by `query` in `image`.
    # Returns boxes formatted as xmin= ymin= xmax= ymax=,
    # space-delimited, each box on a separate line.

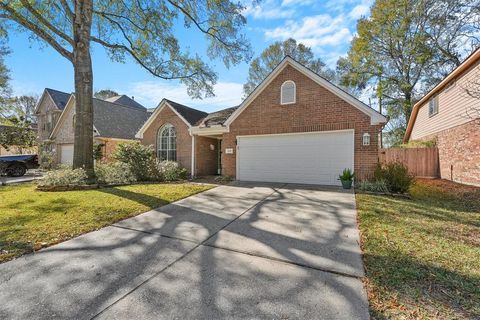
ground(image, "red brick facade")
xmin=141 ymin=106 xmax=192 ymax=172
xmin=140 ymin=64 xmax=384 ymax=180
xmin=195 ymin=136 xmax=219 ymax=176
xmin=221 ymin=65 xmax=382 ymax=179
xmin=419 ymin=120 xmax=480 ymax=186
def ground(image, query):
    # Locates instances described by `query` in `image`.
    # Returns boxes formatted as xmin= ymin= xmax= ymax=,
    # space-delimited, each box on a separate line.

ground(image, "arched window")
xmin=281 ymin=80 xmax=296 ymax=105
xmin=157 ymin=124 xmax=176 ymax=161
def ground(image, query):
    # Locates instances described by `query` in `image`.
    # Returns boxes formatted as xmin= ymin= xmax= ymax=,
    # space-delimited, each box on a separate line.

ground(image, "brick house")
xmin=35 ymin=88 xmax=71 ymax=150
xmin=137 ymin=57 xmax=387 ymax=185
xmin=49 ymin=94 xmax=150 ymax=164
xmin=404 ymin=48 xmax=480 ymax=186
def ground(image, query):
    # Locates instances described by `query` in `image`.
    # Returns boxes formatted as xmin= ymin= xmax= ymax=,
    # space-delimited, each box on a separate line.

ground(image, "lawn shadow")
xmin=364 ymin=251 xmax=480 ymax=319
xmin=98 ymin=186 xmax=170 ymax=209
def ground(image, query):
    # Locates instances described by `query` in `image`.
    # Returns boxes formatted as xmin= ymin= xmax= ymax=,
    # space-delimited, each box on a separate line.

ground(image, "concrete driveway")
xmin=0 ymin=182 xmax=368 ymax=319
xmin=0 ymin=170 xmax=43 ymax=185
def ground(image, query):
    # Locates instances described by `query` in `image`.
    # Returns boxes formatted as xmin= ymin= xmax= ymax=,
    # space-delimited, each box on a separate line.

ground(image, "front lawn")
xmin=0 ymin=182 xmax=213 ymax=263
xmin=357 ymin=179 xmax=480 ymax=319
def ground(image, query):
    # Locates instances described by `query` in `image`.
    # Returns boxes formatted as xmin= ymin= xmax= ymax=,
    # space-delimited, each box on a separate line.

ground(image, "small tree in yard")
xmin=0 ymin=1 xmax=252 ymax=180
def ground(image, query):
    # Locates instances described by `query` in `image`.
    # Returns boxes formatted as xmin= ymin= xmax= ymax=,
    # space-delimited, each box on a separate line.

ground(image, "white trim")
xmin=280 ymin=80 xmax=296 ymax=105
xmin=135 ymin=100 xmax=192 ymax=139
xmin=49 ymin=95 xmax=76 ymax=139
xmin=235 ymin=128 xmax=355 ymax=139
xmin=189 ymin=126 xmax=229 ymax=136
xmin=191 ymin=135 xmax=195 ymax=178
xmin=225 ymin=57 xmax=387 ymax=126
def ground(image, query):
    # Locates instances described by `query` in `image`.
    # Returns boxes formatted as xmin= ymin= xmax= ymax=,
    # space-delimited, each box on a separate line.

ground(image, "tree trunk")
xmin=72 ymin=0 xmax=94 ymax=181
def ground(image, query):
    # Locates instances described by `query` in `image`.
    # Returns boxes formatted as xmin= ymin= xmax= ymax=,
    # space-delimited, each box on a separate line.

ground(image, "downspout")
xmin=191 ymin=134 xmax=195 ymax=179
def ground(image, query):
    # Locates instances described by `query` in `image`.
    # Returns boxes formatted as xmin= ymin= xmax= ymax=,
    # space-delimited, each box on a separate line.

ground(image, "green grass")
xmin=0 ymin=182 xmax=213 ymax=263
xmin=356 ymin=179 xmax=480 ymax=319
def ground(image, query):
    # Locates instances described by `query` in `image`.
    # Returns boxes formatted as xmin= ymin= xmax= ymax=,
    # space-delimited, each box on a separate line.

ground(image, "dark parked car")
xmin=0 ymin=154 xmax=39 ymax=177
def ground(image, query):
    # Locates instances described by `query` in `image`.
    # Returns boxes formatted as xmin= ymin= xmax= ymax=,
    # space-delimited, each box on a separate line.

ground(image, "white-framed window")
xmin=280 ymin=80 xmax=296 ymax=105
xmin=428 ymin=95 xmax=439 ymax=117
xmin=157 ymin=123 xmax=176 ymax=161
xmin=362 ymin=133 xmax=371 ymax=146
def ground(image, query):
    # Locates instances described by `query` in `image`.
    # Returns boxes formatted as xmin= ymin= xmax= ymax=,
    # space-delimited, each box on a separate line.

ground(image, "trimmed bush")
xmin=156 ymin=160 xmax=188 ymax=181
xmin=95 ymin=162 xmax=136 ymax=185
xmin=38 ymin=168 xmax=88 ymax=187
xmin=374 ymin=162 xmax=414 ymax=194
xmin=113 ymin=142 xmax=157 ymax=181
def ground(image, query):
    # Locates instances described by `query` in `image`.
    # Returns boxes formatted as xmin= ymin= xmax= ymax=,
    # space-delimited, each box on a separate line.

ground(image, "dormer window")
xmin=281 ymin=80 xmax=296 ymax=105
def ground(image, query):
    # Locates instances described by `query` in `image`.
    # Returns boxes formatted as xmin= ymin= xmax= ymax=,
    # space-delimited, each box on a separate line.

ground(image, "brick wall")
xmin=222 ymin=65 xmax=382 ymax=179
xmin=37 ymin=94 xmax=62 ymax=143
xmin=195 ymin=136 xmax=219 ymax=176
xmin=419 ymin=120 xmax=480 ymax=186
xmin=141 ymin=106 xmax=192 ymax=172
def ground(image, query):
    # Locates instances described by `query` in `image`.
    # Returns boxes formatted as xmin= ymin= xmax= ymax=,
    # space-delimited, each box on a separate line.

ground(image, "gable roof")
xmin=105 ymin=95 xmax=146 ymax=110
xmin=35 ymin=88 xmax=71 ymax=113
xmin=225 ymin=56 xmax=387 ymax=127
xmin=50 ymin=96 xmax=150 ymax=140
xmin=404 ymin=47 xmax=480 ymax=142
xmin=45 ymin=88 xmax=71 ymax=110
xmin=165 ymin=99 xmax=208 ymax=125
xmin=135 ymin=99 xmax=208 ymax=138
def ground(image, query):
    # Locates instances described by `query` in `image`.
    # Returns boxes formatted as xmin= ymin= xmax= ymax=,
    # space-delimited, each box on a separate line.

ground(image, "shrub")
xmin=374 ymin=162 xmax=414 ymax=193
xmin=95 ymin=162 xmax=136 ymax=185
xmin=39 ymin=151 xmax=57 ymax=170
xmin=38 ymin=168 xmax=88 ymax=187
xmin=113 ymin=142 xmax=157 ymax=181
xmin=156 ymin=160 xmax=188 ymax=181
xmin=356 ymin=179 xmax=389 ymax=193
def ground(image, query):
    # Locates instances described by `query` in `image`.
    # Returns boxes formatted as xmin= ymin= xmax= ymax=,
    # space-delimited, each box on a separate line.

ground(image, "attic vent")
xmin=281 ymin=80 xmax=296 ymax=105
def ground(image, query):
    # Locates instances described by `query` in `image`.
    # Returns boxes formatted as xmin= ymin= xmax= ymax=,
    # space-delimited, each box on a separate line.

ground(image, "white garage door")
xmin=237 ymin=130 xmax=354 ymax=185
xmin=60 ymin=144 xmax=74 ymax=164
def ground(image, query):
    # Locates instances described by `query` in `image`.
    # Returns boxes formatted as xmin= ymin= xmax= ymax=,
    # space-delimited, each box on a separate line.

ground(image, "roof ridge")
xmin=92 ymin=97 xmax=147 ymax=112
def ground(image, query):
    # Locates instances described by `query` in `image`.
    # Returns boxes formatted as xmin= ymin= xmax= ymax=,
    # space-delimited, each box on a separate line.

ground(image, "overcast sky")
xmin=5 ymin=0 xmax=373 ymax=112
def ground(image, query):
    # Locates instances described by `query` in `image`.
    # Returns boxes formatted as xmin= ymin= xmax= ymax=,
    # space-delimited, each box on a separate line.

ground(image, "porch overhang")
xmin=189 ymin=125 xmax=229 ymax=137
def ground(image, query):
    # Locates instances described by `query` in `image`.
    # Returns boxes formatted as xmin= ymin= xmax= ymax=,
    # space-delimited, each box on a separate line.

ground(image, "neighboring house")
xmin=35 ymin=88 xmax=71 ymax=150
xmin=404 ymin=48 xmax=480 ymax=186
xmin=104 ymin=95 xmax=146 ymax=110
xmin=137 ymin=57 xmax=387 ymax=185
xmin=50 ymin=95 xmax=150 ymax=164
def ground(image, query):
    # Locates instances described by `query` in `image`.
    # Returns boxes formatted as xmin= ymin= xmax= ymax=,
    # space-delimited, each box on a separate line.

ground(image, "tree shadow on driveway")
xmin=0 ymin=183 xmax=369 ymax=319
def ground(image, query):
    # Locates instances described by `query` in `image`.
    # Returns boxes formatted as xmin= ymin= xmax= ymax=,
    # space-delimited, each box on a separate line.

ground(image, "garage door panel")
xmin=237 ymin=131 xmax=354 ymax=186
xmin=60 ymin=144 xmax=74 ymax=165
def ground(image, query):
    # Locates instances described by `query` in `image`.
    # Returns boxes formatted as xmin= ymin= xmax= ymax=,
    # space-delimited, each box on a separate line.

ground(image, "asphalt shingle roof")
xmin=92 ymin=98 xmax=150 ymax=139
xmin=105 ymin=95 xmax=146 ymax=110
xmin=45 ymin=88 xmax=71 ymax=110
xmin=165 ymin=99 xmax=208 ymax=126
xmin=196 ymin=106 xmax=239 ymax=126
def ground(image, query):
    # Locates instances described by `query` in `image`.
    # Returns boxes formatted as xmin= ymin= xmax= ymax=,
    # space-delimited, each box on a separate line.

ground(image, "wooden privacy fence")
xmin=379 ymin=147 xmax=439 ymax=178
